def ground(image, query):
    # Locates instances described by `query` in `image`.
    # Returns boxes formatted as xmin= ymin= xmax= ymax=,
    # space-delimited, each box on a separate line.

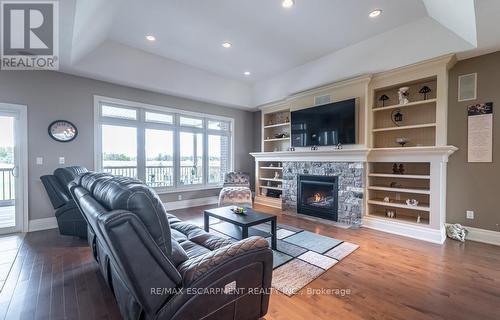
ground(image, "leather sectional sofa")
xmin=68 ymin=171 xmax=273 ymax=320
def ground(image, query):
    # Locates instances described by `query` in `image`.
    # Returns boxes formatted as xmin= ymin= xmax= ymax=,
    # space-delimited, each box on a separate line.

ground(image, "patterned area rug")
xmin=209 ymin=221 xmax=359 ymax=296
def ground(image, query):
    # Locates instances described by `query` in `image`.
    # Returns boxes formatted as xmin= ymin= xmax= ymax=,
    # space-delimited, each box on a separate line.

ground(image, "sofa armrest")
xmin=177 ymin=236 xmax=270 ymax=286
xmin=97 ymin=210 xmax=182 ymax=315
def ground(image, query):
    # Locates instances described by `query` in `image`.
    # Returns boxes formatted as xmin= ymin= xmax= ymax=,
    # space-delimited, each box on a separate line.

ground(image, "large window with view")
xmin=95 ymin=98 xmax=233 ymax=191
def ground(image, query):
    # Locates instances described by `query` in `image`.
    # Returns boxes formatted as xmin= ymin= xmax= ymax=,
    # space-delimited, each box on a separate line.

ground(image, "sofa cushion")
xmin=171 ymin=240 xmax=189 ymax=266
xmin=84 ymin=173 xmax=173 ymax=257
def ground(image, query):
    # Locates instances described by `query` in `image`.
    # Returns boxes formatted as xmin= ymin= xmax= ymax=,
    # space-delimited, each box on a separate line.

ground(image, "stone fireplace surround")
xmin=282 ymin=161 xmax=364 ymax=225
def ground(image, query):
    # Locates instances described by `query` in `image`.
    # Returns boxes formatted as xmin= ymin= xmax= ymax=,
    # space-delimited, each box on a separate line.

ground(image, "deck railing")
xmin=0 ymin=167 xmax=15 ymax=204
xmin=103 ymin=165 xmax=222 ymax=187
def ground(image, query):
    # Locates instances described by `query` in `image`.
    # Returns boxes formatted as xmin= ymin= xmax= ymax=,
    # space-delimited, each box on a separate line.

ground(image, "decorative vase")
xmin=398 ymin=87 xmax=410 ymax=105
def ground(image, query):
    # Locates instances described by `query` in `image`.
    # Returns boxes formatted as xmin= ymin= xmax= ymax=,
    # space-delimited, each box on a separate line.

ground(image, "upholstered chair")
xmin=218 ymin=172 xmax=253 ymax=208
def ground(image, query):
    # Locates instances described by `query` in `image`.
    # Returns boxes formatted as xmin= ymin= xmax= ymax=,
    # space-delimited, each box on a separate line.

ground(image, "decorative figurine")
xmin=392 ymin=163 xmax=399 ymax=174
xmin=396 ymin=137 xmax=408 ymax=147
xmin=419 ymin=86 xmax=432 ymax=100
xmin=398 ymin=164 xmax=405 ymax=175
xmin=391 ymin=109 xmax=404 ymax=126
xmin=379 ymin=94 xmax=390 ymax=107
xmin=406 ymin=199 xmax=419 ymax=206
xmin=386 ymin=210 xmax=396 ymax=218
xmin=383 ymin=196 xmax=390 ymax=203
xmin=274 ymin=171 xmax=280 ymax=179
xmin=398 ymin=87 xmax=410 ymax=104
xmin=336 ymin=143 xmax=343 ymax=150
xmin=417 ymin=215 xmax=421 ymax=223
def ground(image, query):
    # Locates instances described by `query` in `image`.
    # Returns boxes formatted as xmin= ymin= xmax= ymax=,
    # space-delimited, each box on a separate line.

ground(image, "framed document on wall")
xmin=467 ymin=102 xmax=493 ymax=162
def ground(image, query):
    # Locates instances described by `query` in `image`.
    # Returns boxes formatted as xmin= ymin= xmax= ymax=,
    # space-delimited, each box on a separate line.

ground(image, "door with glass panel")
xmin=0 ymin=106 xmax=26 ymax=234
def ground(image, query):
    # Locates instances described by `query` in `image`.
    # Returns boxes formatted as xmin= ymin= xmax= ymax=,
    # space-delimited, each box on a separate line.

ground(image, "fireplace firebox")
xmin=297 ymin=175 xmax=339 ymax=221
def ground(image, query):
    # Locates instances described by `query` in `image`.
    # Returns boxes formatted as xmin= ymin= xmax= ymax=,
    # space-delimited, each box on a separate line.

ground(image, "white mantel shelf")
xmin=250 ymin=146 xmax=458 ymax=163
xmin=250 ymin=149 xmax=371 ymax=162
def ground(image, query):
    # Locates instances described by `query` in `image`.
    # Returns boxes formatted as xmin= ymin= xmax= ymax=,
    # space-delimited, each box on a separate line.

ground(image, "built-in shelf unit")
xmin=367 ymin=162 xmax=431 ymax=225
xmin=372 ymin=77 xmax=438 ymax=149
xmin=254 ymin=161 xmax=283 ymax=209
xmin=252 ymin=55 xmax=458 ymax=243
xmin=262 ymin=109 xmax=291 ymax=152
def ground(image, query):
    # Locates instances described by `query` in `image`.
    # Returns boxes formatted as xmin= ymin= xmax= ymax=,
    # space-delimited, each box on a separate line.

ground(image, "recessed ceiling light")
xmin=222 ymin=42 xmax=232 ymax=48
xmin=146 ymin=35 xmax=156 ymax=41
xmin=369 ymin=9 xmax=382 ymax=18
xmin=282 ymin=0 xmax=295 ymax=8
xmin=244 ymin=71 xmax=251 ymax=76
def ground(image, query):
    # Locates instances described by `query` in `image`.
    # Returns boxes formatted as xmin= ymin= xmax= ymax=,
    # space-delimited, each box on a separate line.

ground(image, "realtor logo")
xmin=1 ymin=1 xmax=59 ymax=70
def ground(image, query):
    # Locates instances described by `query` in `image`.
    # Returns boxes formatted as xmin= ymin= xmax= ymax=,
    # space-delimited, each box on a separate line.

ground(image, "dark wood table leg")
xmin=242 ymin=226 xmax=249 ymax=239
xmin=271 ymin=218 xmax=277 ymax=250
xmin=204 ymin=213 xmax=209 ymax=232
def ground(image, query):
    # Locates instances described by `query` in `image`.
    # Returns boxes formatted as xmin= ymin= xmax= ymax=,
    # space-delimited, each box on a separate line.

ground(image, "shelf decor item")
xmin=419 ymin=86 xmax=432 ymax=100
xmin=396 ymin=137 xmax=408 ymax=147
xmin=398 ymin=164 xmax=405 ymax=174
xmin=231 ymin=206 xmax=247 ymax=215
xmin=392 ymin=163 xmax=399 ymax=174
xmin=417 ymin=215 xmax=421 ymax=223
xmin=383 ymin=196 xmax=390 ymax=203
xmin=391 ymin=109 xmax=404 ymax=126
xmin=274 ymin=171 xmax=280 ymax=179
xmin=385 ymin=209 xmax=396 ymax=218
xmin=379 ymin=94 xmax=389 ymax=107
xmin=406 ymin=199 xmax=419 ymax=206
xmin=398 ymin=87 xmax=410 ymax=104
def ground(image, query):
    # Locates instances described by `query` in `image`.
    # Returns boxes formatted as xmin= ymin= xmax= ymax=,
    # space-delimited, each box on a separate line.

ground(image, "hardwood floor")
xmin=1 ymin=204 xmax=499 ymax=320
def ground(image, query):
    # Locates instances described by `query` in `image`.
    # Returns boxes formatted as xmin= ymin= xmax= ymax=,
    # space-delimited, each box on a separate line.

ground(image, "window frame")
xmin=94 ymin=95 xmax=234 ymax=193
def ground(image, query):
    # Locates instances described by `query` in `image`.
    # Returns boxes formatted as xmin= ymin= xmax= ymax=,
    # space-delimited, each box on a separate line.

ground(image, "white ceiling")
xmin=59 ymin=0 xmax=500 ymax=109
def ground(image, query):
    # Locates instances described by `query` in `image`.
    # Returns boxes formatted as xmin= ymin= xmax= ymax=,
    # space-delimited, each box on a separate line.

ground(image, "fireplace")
xmin=297 ymin=175 xmax=339 ymax=221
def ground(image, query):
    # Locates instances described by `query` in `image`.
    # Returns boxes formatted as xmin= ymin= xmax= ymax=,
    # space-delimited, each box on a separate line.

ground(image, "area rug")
xmin=209 ymin=221 xmax=359 ymax=296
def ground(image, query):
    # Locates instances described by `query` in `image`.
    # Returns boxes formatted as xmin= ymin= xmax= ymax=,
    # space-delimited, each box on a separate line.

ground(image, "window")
xmin=102 ymin=125 xmax=137 ymax=178
xmin=95 ymin=97 xmax=233 ymax=191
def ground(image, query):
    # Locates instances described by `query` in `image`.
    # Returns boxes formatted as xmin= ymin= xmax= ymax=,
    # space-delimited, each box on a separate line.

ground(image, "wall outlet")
xmin=59 ymin=157 xmax=65 ymax=165
xmin=177 ymin=195 xmax=182 ymax=201
xmin=466 ymin=210 xmax=474 ymax=219
xmin=36 ymin=157 xmax=43 ymax=165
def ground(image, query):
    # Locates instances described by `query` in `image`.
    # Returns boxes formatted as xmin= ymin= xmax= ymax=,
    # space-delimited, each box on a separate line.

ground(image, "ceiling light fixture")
xmin=244 ymin=71 xmax=251 ymax=76
xmin=282 ymin=0 xmax=294 ymax=9
xmin=369 ymin=9 xmax=382 ymax=18
xmin=222 ymin=42 xmax=232 ymax=48
xmin=146 ymin=35 xmax=156 ymax=41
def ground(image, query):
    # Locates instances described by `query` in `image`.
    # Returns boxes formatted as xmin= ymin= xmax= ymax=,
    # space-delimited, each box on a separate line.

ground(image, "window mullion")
xmin=137 ymin=110 xmax=146 ymax=181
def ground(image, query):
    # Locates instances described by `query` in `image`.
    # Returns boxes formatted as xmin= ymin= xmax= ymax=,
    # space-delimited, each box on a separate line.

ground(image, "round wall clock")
xmin=48 ymin=120 xmax=78 ymax=142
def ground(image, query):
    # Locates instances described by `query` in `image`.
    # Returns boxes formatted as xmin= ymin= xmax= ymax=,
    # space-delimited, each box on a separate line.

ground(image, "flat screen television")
xmin=291 ymin=98 xmax=357 ymax=147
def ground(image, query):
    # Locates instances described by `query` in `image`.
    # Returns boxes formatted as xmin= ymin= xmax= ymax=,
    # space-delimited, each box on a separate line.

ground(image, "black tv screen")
xmin=291 ymin=98 xmax=356 ymax=147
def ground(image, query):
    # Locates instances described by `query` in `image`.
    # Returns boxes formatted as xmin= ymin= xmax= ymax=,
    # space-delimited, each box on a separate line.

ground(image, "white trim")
xmin=462 ymin=225 xmax=500 ymax=246
xmin=29 ymin=217 xmax=58 ymax=232
xmin=363 ymin=216 xmax=446 ymax=244
xmin=0 ymin=103 xmax=28 ymax=233
xmin=163 ymin=196 xmax=219 ymax=211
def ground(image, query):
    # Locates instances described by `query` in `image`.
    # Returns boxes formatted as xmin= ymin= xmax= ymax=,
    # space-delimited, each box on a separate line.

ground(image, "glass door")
xmin=0 ymin=109 xmax=23 ymax=234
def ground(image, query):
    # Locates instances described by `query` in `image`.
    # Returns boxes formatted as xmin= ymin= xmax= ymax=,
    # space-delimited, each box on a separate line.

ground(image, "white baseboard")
xmin=29 ymin=217 xmax=58 ymax=232
xmin=462 ymin=226 xmax=500 ymax=246
xmin=363 ymin=216 xmax=446 ymax=244
xmin=163 ymin=196 xmax=218 ymax=211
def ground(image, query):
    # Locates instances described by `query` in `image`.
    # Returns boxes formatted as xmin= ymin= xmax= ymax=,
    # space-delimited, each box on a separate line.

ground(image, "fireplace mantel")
xmin=250 ymin=148 xmax=371 ymax=162
xmin=250 ymin=146 xmax=457 ymax=163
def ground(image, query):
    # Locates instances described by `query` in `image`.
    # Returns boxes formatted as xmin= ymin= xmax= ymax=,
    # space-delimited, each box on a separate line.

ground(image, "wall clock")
xmin=48 ymin=120 xmax=78 ymax=142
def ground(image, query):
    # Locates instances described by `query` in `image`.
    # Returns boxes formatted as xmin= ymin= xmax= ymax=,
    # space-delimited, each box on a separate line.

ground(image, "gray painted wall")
xmin=0 ymin=71 xmax=255 ymax=221
xmin=447 ymin=51 xmax=500 ymax=232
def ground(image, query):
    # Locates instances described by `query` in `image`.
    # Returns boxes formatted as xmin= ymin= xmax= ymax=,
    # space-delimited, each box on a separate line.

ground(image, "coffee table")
xmin=204 ymin=206 xmax=277 ymax=250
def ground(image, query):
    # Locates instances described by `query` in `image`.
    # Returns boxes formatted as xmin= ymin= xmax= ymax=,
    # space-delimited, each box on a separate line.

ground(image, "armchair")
xmin=218 ymin=172 xmax=253 ymax=208
xmin=40 ymin=166 xmax=88 ymax=238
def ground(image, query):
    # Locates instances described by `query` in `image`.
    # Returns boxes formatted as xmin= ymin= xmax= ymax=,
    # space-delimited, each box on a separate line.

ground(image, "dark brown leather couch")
xmin=68 ymin=171 xmax=273 ymax=320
